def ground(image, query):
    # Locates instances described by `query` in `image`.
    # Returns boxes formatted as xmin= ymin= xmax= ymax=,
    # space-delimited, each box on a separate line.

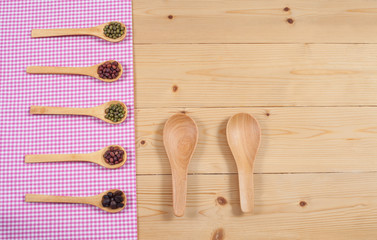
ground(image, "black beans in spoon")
xmin=102 ymin=190 xmax=125 ymax=209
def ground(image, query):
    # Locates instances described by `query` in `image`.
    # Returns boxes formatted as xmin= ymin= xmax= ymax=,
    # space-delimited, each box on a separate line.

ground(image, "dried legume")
xmin=103 ymin=146 xmax=125 ymax=165
xmin=103 ymin=22 xmax=125 ymax=39
xmin=102 ymin=190 xmax=125 ymax=209
xmin=97 ymin=61 xmax=121 ymax=80
xmin=105 ymin=103 xmax=125 ymax=122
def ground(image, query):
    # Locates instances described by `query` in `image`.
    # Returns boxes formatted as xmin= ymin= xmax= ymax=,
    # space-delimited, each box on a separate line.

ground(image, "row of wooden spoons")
xmin=26 ymin=104 xmax=128 ymax=210
xmin=25 ymin=112 xmax=260 ymax=215
xmin=29 ymin=23 xmax=127 ymax=81
xmin=164 ymin=113 xmax=261 ymax=217
xmin=25 ymin=23 xmax=128 ymax=213
xmin=25 ymin=145 xmax=127 ymax=213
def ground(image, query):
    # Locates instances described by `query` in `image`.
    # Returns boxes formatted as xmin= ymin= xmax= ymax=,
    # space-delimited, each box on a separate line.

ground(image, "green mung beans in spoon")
xmin=105 ymin=103 xmax=125 ymax=122
xmin=103 ymin=22 xmax=125 ymax=39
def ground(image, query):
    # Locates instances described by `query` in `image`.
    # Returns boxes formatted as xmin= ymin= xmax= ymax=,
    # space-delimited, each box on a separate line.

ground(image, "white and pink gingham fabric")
xmin=0 ymin=1 xmax=137 ymax=239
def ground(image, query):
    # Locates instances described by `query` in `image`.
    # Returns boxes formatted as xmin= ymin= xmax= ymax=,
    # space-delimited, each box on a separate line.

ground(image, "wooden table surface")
xmin=133 ymin=1 xmax=377 ymax=239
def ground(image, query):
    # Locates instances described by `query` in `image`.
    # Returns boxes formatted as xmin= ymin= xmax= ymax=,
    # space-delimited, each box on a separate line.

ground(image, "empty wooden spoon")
xmin=226 ymin=113 xmax=261 ymax=213
xmin=25 ymin=145 xmax=126 ymax=169
xmin=163 ymin=113 xmax=198 ymax=217
xmin=26 ymin=60 xmax=123 ymax=83
xmin=31 ymin=22 xmax=127 ymax=43
xmin=25 ymin=189 xmax=126 ymax=213
xmin=30 ymin=101 xmax=127 ymax=124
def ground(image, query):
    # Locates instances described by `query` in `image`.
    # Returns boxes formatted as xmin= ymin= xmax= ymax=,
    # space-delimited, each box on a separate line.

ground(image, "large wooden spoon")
xmin=26 ymin=60 xmax=123 ymax=82
xmin=30 ymin=101 xmax=127 ymax=124
xmin=25 ymin=189 xmax=126 ymax=213
xmin=163 ymin=113 xmax=198 ymax=217
xmin=31 ymin=22 xmax=127 ymax=43
xmin=25 ymin=145 xmax=126 ymax=169
xmin=226 ymin=113 xmax=261 ymax=213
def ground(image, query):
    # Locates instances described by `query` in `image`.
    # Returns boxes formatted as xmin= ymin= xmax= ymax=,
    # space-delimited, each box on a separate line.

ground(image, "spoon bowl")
xmin=163 ymin=113 xmax=198 ymax=217
xmin=95 ymin=22 xmax=127 ymax=43
xmin=94 ymin=101 xmax=128 ymax=124
xmin=96 ymin=189 xmax=127 ymax=213
xmin=31 ymin=21 xmax=127 ymax=43
xmin=25 ymin=145 xmax=127 ymax=169
xmin=30 ymin=100 xmax=128 ymax=124
xmin=93 ymin=60 xmax=124 ymax=82
xmin=96 ymin=145 xmax=127 ymax=168
xmin=27 ymin=60 xmax=123 ymax=83
xmin=226 ymin=113 xmax=261 ymax=213
xmin=25 ymin=189 xmax=127 ymax=213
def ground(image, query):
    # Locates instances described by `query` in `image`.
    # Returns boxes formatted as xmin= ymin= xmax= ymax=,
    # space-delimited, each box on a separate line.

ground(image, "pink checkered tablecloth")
xmin=0 ymin=1 xmax=137 ymax=239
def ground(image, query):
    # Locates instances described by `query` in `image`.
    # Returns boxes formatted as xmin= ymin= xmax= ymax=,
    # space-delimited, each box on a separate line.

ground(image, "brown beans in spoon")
xmin=25 ymin=145 xmax=127 ymax=169
xmin=26 ymin=60 xmax=123 ymax=83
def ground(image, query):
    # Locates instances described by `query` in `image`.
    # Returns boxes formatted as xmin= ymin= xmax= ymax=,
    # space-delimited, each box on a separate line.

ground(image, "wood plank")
xmin=138 ymin=173 xmax=377 ymax=239
xmin=136 ymin=107 xmax=377 ymax=174
xmin=134 ymin=44 xmax=377 ymax=108
xmin=134 ymin=0 xmax=377 ymax=44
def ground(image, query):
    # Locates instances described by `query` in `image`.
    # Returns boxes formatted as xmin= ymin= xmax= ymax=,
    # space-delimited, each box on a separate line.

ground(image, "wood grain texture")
xmin=136 ymin=107 xmax=377 ymax=174
xmin=138 ymin=173 xmax=377 ymax=239
xmin=134 ymin=0 xmax=377 ymax=43
xmin=133 ymin=1 xmax=377 ymax=238
xmin=134 ymin=44 xmax=377 ymax=108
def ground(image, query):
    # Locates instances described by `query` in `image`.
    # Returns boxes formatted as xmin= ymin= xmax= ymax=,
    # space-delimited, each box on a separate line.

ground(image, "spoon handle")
xmin=171 ymin=173 xmax=188 ymax=217
xmin=25 ymin=153 xmax=95 ymax=163
xmin=25 ymin=194 xmax=92 ymax=205
xmin=30 ymin=105 xmax=92 ymax=116
xmin=27 ymin=66 xmax=93 ymax=76
xmin=238 ymin=171 xmax=254 ymax=213
xmin=31 ymin=27 xmax=95 ymax=38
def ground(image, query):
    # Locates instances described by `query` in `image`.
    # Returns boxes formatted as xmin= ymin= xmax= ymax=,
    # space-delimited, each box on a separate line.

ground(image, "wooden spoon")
xmin=226 ymin=113 xmax=261 ymax=213
xmin=25 ymin=189 xmax=126 ymax=213
xmin=31 ymin=22 xmax=127 ymax=43
xmin=26 ymin=60 xmax=123 ymax=83
xmin=163 ymin=113 xmax=198 ymax=217
xmin=25 ymin=145 xmax=126 ymax=169
xmin=30 ymin=101 xmax=127 ymax=124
